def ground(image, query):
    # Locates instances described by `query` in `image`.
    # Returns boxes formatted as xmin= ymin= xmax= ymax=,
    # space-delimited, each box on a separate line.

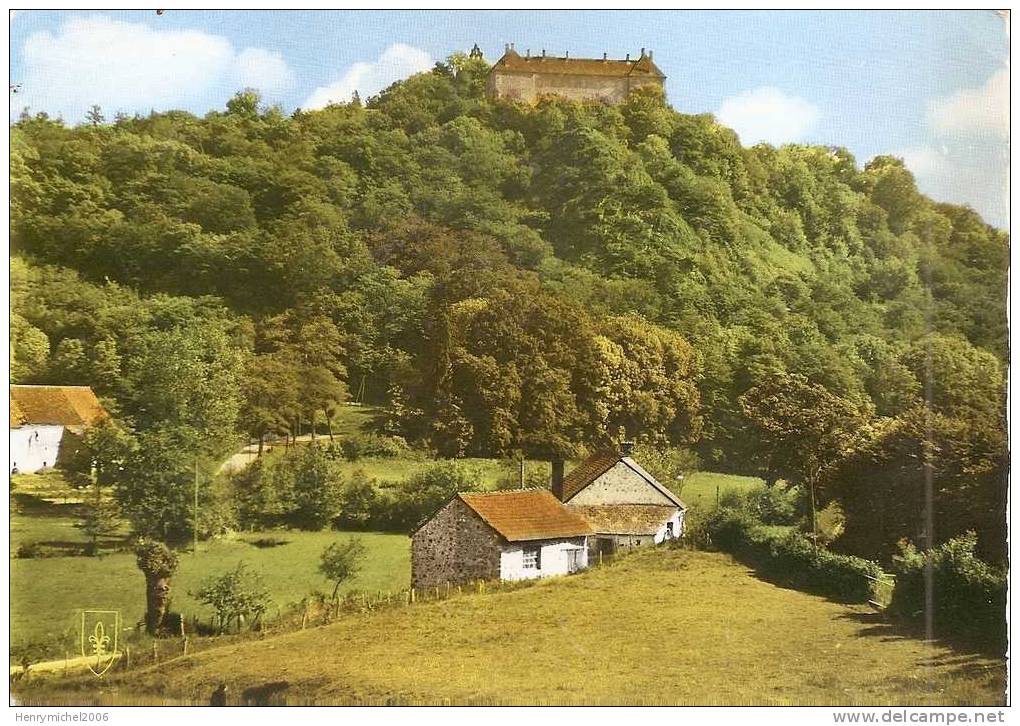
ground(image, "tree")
xmin=739 ymin=373 xmax=869 ymax=545
xmin=194 ymin=563 xmax=272 ymax=633
xmin=135 ymin=540 xmax=179 ymax=635
xmin=76 ymin=477 xmax=121 ymax=556
xmin=319 ymin=539 xmax=366 ymax=600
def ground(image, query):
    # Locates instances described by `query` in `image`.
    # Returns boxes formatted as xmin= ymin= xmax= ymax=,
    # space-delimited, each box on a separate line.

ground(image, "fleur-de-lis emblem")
xmin=88 ymin=622 xmax=111 ymax=656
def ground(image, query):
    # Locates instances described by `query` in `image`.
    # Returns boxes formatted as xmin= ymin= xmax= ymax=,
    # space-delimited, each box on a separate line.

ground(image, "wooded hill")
xmin=10 ymin=52 xmax=1007 ymax=563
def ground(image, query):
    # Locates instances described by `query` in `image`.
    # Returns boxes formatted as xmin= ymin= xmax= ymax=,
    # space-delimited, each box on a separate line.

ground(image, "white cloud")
xmin=234 ymin=47 xmax=294 ymax=93
xmin=928 ymin=68 xmax=1009 ymax=137
xmin=716 ymin=87 xmax=820 ymax=146
xmin=897 ymin=141 xmax=1008 ymax=228
xmin=15 ymin=15 xmax=293 ymax=122
xmin=303 ymin=43 xmax=432 ymax=110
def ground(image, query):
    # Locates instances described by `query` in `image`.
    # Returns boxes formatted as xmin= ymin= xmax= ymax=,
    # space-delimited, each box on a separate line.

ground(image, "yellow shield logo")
xmin=79 ymin=610 xmax=121 ymax=677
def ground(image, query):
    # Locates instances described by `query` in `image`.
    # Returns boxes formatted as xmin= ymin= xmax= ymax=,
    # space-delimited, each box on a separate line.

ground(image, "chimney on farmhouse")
xmin=620 ymin=441 xmax=635 ymax=457
xmin=551 ymin=461 xmax=565 ymax=500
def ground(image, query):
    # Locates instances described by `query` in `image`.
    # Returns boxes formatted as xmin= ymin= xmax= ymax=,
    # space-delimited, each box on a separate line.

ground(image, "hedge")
xmin=888 ymin=532 xmax=1006 ymax=651
xmin=708 ymin=508 xmax=883 ymax=603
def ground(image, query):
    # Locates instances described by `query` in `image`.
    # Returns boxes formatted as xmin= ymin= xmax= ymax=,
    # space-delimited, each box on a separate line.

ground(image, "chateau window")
xmin=523 ymin=546 xmax=541 ymax=570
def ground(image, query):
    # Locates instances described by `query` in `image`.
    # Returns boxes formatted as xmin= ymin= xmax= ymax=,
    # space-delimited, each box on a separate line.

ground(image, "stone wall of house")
xmin=567 ymin=461 xmax=675 ymax=506
xmin=411 ymin=497 xmax=502 ymax=590
xmin=488 ymin=71 xmax=661 ymax=104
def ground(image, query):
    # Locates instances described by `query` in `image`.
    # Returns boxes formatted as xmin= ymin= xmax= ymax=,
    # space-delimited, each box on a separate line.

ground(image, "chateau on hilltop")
xmin=484 ymin=43 xmax=666 ymax=104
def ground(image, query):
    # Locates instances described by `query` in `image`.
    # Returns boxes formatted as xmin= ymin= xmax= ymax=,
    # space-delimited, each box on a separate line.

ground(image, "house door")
xmin=566 ymin=548 xmax=583 ymax=573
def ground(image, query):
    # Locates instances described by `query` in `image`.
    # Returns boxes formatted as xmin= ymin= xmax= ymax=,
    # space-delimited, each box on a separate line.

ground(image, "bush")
xmin=16 ymin=542 xmax=42 ymax=559
xmin=386 ymin=461 xmax=479 ymax=533
xmin=747 ymin=484 xmax=800 ymax=525
xmin=231 ymin=446 xmax=344 ymax=530
xmin=338 ymin=433 xmax=412 ymax=461
xmin=888 ymin=533 xmax=1006 ymax=650
xmin=707 ymin=508 xmax=882 ymax=602
xmin=334 ymin=470 xmax=384 ymax=530
xmin=193 ymin=562 xmax=272 ymax=634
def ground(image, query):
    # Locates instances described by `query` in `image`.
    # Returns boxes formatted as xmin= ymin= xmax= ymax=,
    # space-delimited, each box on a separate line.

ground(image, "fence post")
xmin=152 ymin=641 xmax=158 ymax=663
xmin=125 ymin=645 xmax=131 ymax=671
xmin=182 ymin=637 xmax=189 ymax=656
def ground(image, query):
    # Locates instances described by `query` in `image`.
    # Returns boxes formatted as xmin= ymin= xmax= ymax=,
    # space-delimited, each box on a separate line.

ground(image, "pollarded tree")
xmin=135 ymin=539 xmax=179 ymax=635
xmin=739 ymin=372 xmax=870 ymax=544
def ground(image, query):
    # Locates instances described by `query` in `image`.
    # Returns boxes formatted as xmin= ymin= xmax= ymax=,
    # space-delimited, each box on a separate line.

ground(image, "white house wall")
xmin=653 ymin=510 xmax=685 ymax=544
xmin=499 ymin=537 xmax=589 ymax=581
xmin=10 ymin=425 xmax=65 ymax=474
xmin=567 ymin=461 xmax=675 ymax=506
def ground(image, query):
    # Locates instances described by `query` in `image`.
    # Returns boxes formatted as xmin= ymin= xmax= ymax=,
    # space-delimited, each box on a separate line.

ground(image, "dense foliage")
xmin=10 ymin=52 xmax=1007 ymax=563
xmin=888 ymin=533 xmax=1006 ymax=651
xmin=707 ymin=508 xmax=882 ymax=602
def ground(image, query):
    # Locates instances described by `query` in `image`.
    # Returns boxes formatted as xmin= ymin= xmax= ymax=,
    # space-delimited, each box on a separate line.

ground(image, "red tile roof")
xmin=459 ymin=489 xmax=594 ymax=542
xmin=9 ymin=385 xmax=108 ymax=429
xmin=492 ymin=49 xmax=665 ymax=79
xmin=572 ymin=504 xmax=677 ymax=536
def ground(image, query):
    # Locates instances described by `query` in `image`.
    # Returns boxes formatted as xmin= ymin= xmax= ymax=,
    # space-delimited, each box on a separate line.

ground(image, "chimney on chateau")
xmin=626 ymin=53 xmax=630 ymax=61
xmin=542 ymin=49 xmax=546 ymax=58
xmin=551 ymin=461 xmax=565 ymax=500
xmin=526 ymin=48 xmax=530 ymax=58
xmin=565 ymin=51 xmax=569 ymax=59
xmin=510 ymin=42 xmax=515 ymax=50
xmin=648 ymin=50 xmax=653 ymax=60
xmin=602 ymin=52 xmax=607 ymax=61
xmin=620 ymin=441 xmax=635 ymax=457
xmin=640 ymin=47 xmax=646 ymax=58
xmin=504 ymin=43 xmax=510 ymax=52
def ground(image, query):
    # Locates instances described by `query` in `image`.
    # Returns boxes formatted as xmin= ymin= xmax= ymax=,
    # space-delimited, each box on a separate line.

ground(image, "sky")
xmin=9 ymin=10 xmax=1010 ymax=228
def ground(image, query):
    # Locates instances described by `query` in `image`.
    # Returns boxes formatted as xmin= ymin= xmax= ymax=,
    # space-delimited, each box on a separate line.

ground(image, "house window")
xmin=523 ymin=546 xmax=541 ymax=570
xmin=666 ymin=521 xmax=674 ymax=537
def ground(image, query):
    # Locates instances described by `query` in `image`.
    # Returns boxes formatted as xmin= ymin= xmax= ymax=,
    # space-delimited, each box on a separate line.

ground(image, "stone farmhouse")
xmin=411 ymin=444 xmax=686 ymax=589
xmin=411 ymin=489 xmax=594 ymax=590
xmin=486 ymin=44 xmax=666 ymax=104
xmin=553 ymin=443 xmax=687 ymax=559
xmin=9 ymin=385 xmax=108 ymax=474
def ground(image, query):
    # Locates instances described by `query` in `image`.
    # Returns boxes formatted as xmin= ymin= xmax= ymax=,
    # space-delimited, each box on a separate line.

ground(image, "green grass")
xmin=21 ymin=549 xmax=1005 ymax=706
xmin=680 ymin=470 xmax=763 ymax=508
xmin=11 ymin=530 xmax=409 ymax=657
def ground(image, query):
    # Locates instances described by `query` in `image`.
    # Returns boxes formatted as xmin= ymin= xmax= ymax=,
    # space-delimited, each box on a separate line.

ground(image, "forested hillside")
xmin=9 ymin=53 xmax=1007 ymax=562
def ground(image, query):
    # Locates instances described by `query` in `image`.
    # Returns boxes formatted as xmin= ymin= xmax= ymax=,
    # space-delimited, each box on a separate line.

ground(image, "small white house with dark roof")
xmin=553 ymin=443 xmax=687 ymax=557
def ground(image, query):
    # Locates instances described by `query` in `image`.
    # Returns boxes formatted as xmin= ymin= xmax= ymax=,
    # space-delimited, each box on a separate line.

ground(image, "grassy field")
xmin=10 ymin=424 xmax=762 ymax=661
xmin=11 ymin=530 xmax=409 ymax=656
xmin=18 ymin=549 xmax=1004 ymax=706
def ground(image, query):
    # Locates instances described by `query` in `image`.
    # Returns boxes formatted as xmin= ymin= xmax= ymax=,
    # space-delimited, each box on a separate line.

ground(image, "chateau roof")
xmin=458 ymin=489 xmax=594 ymax=542
xmin=572 ymin=504 xmax=678 ymax=536
xmin=559 ymin=448 xmax=686 ymax=508
xmin=9 ymin=385 xmax=108 ymax=429
xmin=492 ymin=48 xmax=665 ymax=79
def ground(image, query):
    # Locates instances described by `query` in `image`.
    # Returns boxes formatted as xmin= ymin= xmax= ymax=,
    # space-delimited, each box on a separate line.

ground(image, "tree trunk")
xmin=258 ymin=433 xmax=264 ymax=456
xmin=310 ymin=410 xmax=317 ymax=442
xmin=809 ymin=477 xmax=818 ymax=551
xmin=144 ymin=574 xmax=172 ymax=635
xmin=324 ymin=408 xmax=334 ymax=442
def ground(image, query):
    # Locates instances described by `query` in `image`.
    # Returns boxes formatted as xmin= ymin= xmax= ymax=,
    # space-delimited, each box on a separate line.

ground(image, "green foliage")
xmin=385 ymin=461 xmax=480 ymax=533
xmin=193 ymin=562 xmax=272 ymax=633
xmin=7 ymin=59 xmax=1007 ymax=566
xmin=232 ymin=446 xmax=345 ymax=530
xmin=339 ymin=432 xmax=412 ymax=461
xmin=319 ymin=538 xmax=366 ymax=599
xmin=888 ymin=533 xmax=1006 ymax=651
xmin=707 ymin=507 xmax=882 ymax=602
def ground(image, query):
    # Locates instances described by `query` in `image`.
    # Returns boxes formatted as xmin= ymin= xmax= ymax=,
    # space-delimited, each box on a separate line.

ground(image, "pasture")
xmin=18 ymin=549 xmax=1005 ymax=706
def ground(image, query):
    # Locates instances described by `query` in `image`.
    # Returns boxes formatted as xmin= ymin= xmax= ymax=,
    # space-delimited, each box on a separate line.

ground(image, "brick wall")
xmin=411 ymin=497 xmax=502 ymax=590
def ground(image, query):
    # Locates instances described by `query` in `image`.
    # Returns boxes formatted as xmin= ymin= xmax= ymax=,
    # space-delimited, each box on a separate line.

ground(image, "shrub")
xmin=193 ymin=562 xmax=272 ymax=634
xmin=746 ymin=484 xmax=800 ymax=525
xmin=707 ymin=508 xmax=882 ymax=602
xmin=339 ymin=433 xmax=411 ymax=461
xmin=334 ymin=470 xmax=383 ymax=530
xmin=232 ymin=446 xmax=344 ymax=530
xmin=386 ymin=461 xmax=479 ymax=533
xmin=888 ymin=533 xmax=1006 ymax=650
xmin=290 ymin=446 xmax=344 ymax=530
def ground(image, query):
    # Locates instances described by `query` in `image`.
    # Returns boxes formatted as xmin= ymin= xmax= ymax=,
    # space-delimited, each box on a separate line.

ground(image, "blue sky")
xmin=10 ymin=10 xmax=1009 ymax=227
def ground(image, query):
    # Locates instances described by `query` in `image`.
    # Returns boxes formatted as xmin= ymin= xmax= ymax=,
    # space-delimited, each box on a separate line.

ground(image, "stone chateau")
xmin=483 ymin=43 xmax=666 ymax=104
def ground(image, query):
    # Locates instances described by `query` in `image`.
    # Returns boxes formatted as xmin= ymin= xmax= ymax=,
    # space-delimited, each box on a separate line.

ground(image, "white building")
xmin=10 ymin=385 xmax=108 ymax=474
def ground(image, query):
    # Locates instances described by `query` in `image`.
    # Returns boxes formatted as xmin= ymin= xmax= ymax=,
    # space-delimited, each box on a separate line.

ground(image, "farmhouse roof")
xmin=560 ymin=448 xmax=687 ymax=509
xmin=9 ymin=385 xmax=108 ymax=429
xmin=572 ymin=504 xmax=677 ymax=536
xmin=491 ymin=48 xmax=665 ymax=79
xmin=458 ymin=489 xmax=594 ymax=542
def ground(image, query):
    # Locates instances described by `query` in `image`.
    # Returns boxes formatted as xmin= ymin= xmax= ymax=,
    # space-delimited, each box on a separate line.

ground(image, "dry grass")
xmin=20 ymin=549 xmax=1005 ymax=706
